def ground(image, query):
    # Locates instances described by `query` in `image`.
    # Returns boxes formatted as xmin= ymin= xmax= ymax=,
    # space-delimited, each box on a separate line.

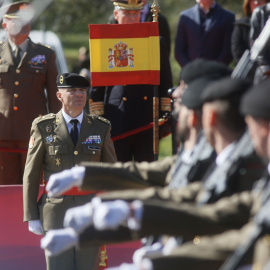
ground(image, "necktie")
xmin=14 ymin=46 xmax=21 ymax=67
xmin=70 ymin=119 xmax=79 ymax=147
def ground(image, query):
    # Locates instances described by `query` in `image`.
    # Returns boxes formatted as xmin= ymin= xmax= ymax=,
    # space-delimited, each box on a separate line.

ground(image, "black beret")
xmin=57 ymin=73 xmax=89 ymax=89
xmin=3 ymin=1 xmax=32 ymax=19
xmin=241 ymin=79 xmax=270 ymax=119
xmin=180 ymin=59 xmax=232 ymax=84
xmin=201 ymin=77 xmax=252 ymax=104
xmin=111 ymin=0 xmax=143 ymax=10
xmin=182 ymin=75 xmax=227 ymax=109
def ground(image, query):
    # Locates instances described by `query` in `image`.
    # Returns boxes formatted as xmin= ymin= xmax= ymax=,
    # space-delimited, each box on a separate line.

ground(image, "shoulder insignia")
xmin=92 ymin=114 xmax=110 ymax=124
xmin=37 ymin=42 xmax=51 ymax=49
xmin=35 ymin=113 xmax=56 ymax=123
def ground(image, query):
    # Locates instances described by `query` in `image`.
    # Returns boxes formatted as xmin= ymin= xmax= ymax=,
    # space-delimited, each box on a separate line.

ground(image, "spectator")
xmin=71 ymin=46 xmax=90 ymax=74
xmin=175 ymin=0 xmax=235 ymax=68
xmin=250 ymin=2 xmax=270 ymax=84
xmin=231 ymin=0 xmax=267 ymax=63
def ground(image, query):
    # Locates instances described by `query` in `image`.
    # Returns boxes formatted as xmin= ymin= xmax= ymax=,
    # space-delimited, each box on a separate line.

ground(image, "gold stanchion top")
xmin=151 ymin=0 xmax=160 ymax=22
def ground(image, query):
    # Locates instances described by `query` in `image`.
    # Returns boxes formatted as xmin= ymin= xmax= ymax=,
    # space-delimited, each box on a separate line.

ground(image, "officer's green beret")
xmin=241 ymin=79 xmax=270 ymax=119
xmin=57 ymin=73 xmax=89 ymax=89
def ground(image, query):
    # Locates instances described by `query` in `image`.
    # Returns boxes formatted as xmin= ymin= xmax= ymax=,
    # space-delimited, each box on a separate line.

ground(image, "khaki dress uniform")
xmin=23 ymin=111 xmax=117 ymax=270
xmin=0 ymin=38 xmax=61 ymax=184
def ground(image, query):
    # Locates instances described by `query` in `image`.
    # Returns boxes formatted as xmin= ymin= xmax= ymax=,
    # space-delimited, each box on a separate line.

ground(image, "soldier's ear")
xmin=56 ymin=91 xmax=62 ymax=101
xmin=209 ymin=110 xmax=217 ymax=126
xmin=2 ymin=22 xmax=6 ymax=30
xmin=188 ymin=110 xmax=197 ymax=127
xmin=113 ymin=10 xmax=119 ymax=21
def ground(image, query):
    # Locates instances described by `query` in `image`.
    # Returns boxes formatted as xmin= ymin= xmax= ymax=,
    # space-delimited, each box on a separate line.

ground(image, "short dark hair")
xmin=211 ymin=99 xmax=246 ymax=134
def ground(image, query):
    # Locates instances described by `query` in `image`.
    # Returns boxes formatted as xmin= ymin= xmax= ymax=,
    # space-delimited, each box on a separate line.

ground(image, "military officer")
xmin=23 ymin=73 xmax=117 ymax=270
xmin=0 ymin=1 xmax=61 ymax=185
xmin=90 ymin=0 xmax=173 ymax=162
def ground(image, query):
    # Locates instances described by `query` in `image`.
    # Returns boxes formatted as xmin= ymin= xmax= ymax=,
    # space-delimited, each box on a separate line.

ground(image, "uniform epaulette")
xmin=92 ymin=114 xmax=110 ymax=124
xmin=35 ymin=113 xmax=56 ymax=123
xmin=36 ymin=43 xmax=51 ymax=49
xmin=0 ymin=41 xmax=5 ymax=50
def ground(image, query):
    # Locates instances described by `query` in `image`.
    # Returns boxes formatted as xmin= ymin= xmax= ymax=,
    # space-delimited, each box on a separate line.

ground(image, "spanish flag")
xmin=89 ymin=22 xmax=160 ymax=87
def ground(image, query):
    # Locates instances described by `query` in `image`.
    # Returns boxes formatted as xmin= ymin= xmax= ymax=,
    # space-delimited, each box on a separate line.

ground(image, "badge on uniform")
xmin=82 ymin=135 xmax=101 ymax=144
xmin=29 ymin=55 xmax=46 ymax=68
xmin=46 ymin=125 xmax=52 ymax=133
xmin=46 ymin=135 xmax=53 ymax=143
xmin=55 ymin=158 xmax=61 ymax=166
xmin=29 ymin=136 xmax=35 ymax=149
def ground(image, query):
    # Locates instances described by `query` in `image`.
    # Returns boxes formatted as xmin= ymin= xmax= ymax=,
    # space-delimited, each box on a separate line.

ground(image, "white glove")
xmin=133 ymin=243 xmax=163 ymax=267
xmin=46 ymin=166 xmax=85 ymax=197
xmin=28 ymin=220 xmax=44 ymax=235
xmin=106 ymin=263 xmax=139 ymax=270
xmin=93 ymin=200 xmax=130 ymax=230
xmin=141 ymin=259 xmax=153 ymax=270
xmin=40 ymin=228 xmax=78 ymax=256
xmin=63 ymin=202 xmax=94 ymax=233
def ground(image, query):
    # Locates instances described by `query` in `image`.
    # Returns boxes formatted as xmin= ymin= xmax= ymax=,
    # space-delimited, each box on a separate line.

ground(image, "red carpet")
xmin=0 ymin=185 xmax=141 ymax=269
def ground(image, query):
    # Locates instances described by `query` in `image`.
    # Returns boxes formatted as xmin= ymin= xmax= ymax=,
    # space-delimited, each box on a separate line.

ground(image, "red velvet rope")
xmin=0 ymin=119 xmax=168 ymax=153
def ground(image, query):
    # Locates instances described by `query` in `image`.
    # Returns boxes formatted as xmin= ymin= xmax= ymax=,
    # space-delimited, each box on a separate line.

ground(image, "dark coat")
xmin=231 ymin=17 xmax=251 ymax=63
xmin=174 ymin=3 xmax=235 ymax=67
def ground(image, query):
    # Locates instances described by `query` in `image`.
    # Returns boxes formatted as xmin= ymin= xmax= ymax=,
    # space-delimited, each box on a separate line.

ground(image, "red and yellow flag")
xmin=89 ymin=22 xmax=160 ymax=87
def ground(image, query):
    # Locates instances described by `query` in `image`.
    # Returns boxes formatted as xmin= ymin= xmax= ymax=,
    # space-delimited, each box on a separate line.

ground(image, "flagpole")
xmin=151 ymin=0 xmax=160 ymax=161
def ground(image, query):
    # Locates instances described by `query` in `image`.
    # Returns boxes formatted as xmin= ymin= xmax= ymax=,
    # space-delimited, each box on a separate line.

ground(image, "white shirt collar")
xmin=267 ymin=163 xmax=270 ymax=175
xmin=216 ymin=141 xmax=237 ymax=166
xmin=9 ymin=38 xmax=29 ymax=53
xmin=61 ymin=109 xmax=84 ymax=126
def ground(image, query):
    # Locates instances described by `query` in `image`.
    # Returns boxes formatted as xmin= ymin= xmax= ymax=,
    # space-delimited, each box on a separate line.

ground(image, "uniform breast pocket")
xmin=46 ymin=144 xmax=69 ymax=171
xmin=82 ymin=145 xmax=101 ymax=162
xmin=48 ymin=144 xmax=68 ymax=156
xmin=27 ymin=65 xmax=46 ymax=84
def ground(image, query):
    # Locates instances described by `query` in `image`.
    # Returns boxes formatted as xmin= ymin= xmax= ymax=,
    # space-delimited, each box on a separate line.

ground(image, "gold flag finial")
xmin=99 ymin=245 xmax=108 ymax=267
xmin=151 ymin=0 xmax=160 ymax=22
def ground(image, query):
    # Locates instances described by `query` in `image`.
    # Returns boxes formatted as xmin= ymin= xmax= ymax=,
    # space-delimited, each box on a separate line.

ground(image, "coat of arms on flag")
xmin=108 ymin=42 xmax=134 ymax=68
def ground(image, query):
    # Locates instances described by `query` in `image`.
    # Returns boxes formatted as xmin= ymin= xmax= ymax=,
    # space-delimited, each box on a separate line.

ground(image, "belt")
xmin=44 ymin=181 xmax=96 ymax=196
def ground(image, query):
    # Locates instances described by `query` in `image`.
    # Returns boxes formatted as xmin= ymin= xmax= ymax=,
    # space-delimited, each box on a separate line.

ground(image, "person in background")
xmin=71 ymin=46 xmax=90 ymax=75
xmin=231 ymin=0 xmax=267 ymax=63
xmin=249 ymin=1 xmax=270 ymax=84
xmin=0 ymin=1 xmax=61 ymax=185
xmin=108 ymin=0 xmax=171 ymax=55
xmin=175 ymin=0 xmax=235 ymax=68
xmin=90 ymin=0 xmax=172 ymax=162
